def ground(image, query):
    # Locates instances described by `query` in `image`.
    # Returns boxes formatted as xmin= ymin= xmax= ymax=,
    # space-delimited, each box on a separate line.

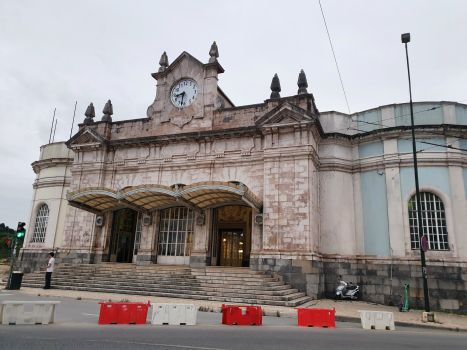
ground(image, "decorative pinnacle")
xmin=297 ymin=69 xmax=308 ymax=95
xmin=83 ymin=102 xmax=95 ymax=124
xmin=158 ymin=51 xmax=169 ymax=72
xmin=270 ymin=73 xmax=281 ymax=99
xmin=101 ymin=100 xmax=113 ymax=122
xmin=209 ymin=41 xmax=219 ymax=63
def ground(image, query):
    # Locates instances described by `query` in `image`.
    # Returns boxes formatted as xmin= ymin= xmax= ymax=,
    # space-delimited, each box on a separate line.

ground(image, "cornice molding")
xmin=31 ymin=158 xmax=74 ymax=174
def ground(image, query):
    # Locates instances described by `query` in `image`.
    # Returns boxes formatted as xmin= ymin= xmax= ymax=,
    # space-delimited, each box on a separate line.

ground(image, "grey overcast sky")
xmin=1 ymin=0 xmax=466 ymax=228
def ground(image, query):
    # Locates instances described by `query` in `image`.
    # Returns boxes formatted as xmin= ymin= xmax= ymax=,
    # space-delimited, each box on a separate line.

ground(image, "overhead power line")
xmin=318 ymin=0 xmax=351 ymax=115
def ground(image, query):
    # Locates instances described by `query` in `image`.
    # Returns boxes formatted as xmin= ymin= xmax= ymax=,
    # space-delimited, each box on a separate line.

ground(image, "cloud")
xmin=1 ymin=0 xmax=466 ymax=227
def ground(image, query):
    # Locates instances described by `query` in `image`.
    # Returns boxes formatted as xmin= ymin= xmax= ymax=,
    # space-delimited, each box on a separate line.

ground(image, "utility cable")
xmin=318 ymin=0 xmax=351 ymax=115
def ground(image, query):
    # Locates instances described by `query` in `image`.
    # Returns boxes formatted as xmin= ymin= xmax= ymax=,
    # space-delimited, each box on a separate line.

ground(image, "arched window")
xmin=409 ymin=192 xmax=449 ymax=250
xmin=32 ymin=204 xmax=50 ymax=243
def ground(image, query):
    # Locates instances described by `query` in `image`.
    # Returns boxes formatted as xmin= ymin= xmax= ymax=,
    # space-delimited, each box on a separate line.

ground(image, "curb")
xmin=336 ymin=315 xmax=467 ymax=333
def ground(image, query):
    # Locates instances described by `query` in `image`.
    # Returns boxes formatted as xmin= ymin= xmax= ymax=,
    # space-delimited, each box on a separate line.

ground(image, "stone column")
xmin=250 ymin=207 xmax=262 ymax=254
xmin=352 ymin=143 xmax=365 ymax=255
xmin=92 ymin=211 xmax=113 ymax=264
xmin=190 ymin=209 xmax=212 ymax=268
xmin=383 ymin=139 xmax=405 ymax=256
xmin=447 ymin=137 xmax=467 ymax=258
xmin=136 ymin=212 xmax=158 ymax=266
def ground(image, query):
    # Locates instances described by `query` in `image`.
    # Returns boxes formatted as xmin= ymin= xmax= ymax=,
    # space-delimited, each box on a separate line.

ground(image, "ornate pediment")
xmin=67 ymin=127 xmax=108 ymax=148
xmin=255 ymin=101 xmax=316 ymax=127
xmin=151 ymin=51 xmax=224 ymax=80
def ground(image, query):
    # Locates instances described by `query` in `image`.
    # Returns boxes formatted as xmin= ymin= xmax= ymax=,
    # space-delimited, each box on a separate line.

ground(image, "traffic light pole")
xmin=404 ymin=41 xmax=430 ymax=313
xmin=6 ymin=238 xmax=17 ymax=290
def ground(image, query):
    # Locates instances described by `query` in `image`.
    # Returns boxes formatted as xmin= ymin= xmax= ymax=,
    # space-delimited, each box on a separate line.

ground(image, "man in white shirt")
xmin=42 ymin=252 xmax=55 ymax=289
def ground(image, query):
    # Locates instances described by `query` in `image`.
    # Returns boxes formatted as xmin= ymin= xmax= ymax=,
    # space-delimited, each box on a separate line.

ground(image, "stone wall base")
xmin=16 ymin=250 xmax=94 ymax=273
xmin=251 ymin=258 xmax=467 ymax=314
xmin=190 ymin=256 xmax=208 ymax=269
xmin=136 ymin=254 xmax=157 ymax=266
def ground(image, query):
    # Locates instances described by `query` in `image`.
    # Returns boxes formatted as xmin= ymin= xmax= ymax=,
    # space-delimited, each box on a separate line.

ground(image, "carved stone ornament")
xmin=297 ymin=69 xmax=308 ymax=95
xmin=83 ymin=103 xmax=95 ymax=124
xmin=159 ymin=51 xmax=169 ymax=72
xmin=101 ymin=100 xmax=113 ymax=122
xmin=147 ymin=105 xmax=154 ymax=118
xmin=214 ymin=95 xmax=225 ymax=110
xmin=209 ymin=41 xmax=219 ymax=63
xmin=170 ymin=115 xmax=194 ymax=128
xmin=270 ymin=74 xmax=281 ymax=99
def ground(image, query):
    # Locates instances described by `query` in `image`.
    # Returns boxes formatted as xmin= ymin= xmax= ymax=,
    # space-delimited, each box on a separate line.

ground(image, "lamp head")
xmin=401 ymin=33 xmax=411 ymax=43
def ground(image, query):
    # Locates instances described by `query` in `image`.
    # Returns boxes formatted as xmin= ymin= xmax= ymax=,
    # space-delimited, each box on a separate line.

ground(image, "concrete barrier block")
xmin=358 ymin=310 xmax=395 ymax=331
xmin=151 ymin=303 xmax=197 ymax=326
xmin=2 ymin=301 xmax=60 ymax=325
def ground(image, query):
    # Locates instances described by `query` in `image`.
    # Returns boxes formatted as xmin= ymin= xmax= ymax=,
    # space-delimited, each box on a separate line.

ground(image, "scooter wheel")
xmin=353 ymin=292 xmax=359 ymax=300
xmin=398 ymin=305 xmax=403 ymax=312
xmin=334 ymin=294 xmax=341 ymax=300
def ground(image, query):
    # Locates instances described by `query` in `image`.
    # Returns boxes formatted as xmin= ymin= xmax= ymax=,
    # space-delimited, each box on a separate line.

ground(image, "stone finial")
xmin=209 ymin=41 xmax=219 ymax=63
xmin=297 ymin=69 xmax=308 ymax=95
xmin=83 ymin=103 xmax=95 ymax=124
xmin=270 ymin=74 xmax=281 ymax=99
xmin=101 ymin=100 xmax=113 ymax=122
xmin=158 ymin=51 xmax=169 ymax=72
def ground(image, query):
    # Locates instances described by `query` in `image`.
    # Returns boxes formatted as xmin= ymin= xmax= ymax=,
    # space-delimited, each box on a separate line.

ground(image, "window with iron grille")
xmin=409 ymin=192 xmax=449 ymax=250
xmin=32 ymin=204 xmax=50 ymax=243
xmin=158 ymin=207 xmax=194 ymax=257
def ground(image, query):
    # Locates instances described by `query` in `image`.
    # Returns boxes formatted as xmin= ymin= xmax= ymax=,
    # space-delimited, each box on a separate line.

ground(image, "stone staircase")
xmin=19 ymin=263 xmax=312 ymax=307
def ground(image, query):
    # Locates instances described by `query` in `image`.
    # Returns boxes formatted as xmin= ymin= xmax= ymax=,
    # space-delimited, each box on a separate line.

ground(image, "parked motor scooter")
xmin=335 ymin=277 xmax=359 ymax=300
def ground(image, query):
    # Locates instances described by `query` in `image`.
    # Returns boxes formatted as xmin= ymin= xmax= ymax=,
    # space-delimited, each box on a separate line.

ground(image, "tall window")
xmin=134 ymin=212 xmax=143 ymax=256
xmin=158 ymin=207 xmax=194 ymax=257
xmin=409 ymin=192 xmax=449 ymax=250
xmin=32 ymin=204 xmax=50 ymax=243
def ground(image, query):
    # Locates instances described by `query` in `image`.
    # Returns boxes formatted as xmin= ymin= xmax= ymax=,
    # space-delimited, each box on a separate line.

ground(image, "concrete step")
xmin=21 ymin=280 xmax=303 ymax=301
xmin=22 ymin=277 xmax=296 ymax=296
xmin=22 ymin=263 xmax=312 ymax=307
xmin=22 ymin=275 xmax=287 ymax=290
xmin=54 ymin=269 xmax=274 ymax=280
xmin=46 ymin=272 xmax=279 ymax=284
xmin=55 ymin=269 xmax=188 ymax=275
xmin=53 ymin=267 xmax=272 ymax=277
xmin=59 ymin=264 xmax=265 ymax=275
xmin=20 ymin=283 xmax=311 ymax=306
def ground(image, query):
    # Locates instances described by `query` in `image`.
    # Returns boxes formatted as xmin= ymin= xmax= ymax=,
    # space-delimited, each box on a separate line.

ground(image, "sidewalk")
xmin=4 ymin=286 xmax=467 ymax=331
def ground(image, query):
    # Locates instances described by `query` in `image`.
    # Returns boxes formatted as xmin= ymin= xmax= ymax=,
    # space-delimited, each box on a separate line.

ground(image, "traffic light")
xmin=16 ymin=222 xmax=26 ymax=238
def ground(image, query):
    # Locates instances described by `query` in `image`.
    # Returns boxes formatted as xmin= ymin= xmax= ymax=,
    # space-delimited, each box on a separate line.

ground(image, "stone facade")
xmin=18 ymin=142 xmax=73 ymax=272
xmin=19 ymin=47 xmax=467 ymax=313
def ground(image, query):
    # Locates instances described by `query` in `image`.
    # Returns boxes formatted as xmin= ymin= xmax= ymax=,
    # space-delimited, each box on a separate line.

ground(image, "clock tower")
xmin=147 ymin=42 xmax=232 ymax=130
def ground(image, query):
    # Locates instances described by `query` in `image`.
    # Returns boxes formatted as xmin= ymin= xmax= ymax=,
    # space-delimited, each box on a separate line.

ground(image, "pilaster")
xmin=190 ymin=209 xmax=212 ymax=268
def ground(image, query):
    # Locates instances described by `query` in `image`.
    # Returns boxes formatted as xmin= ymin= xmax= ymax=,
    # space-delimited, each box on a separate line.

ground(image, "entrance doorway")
xmin=211 ymin=206 xmax=252 ymax=267
xmin=109 ymin=208 xmax=137 ymax=263
xmin=219 ymin=229 xmax=245 ymax=267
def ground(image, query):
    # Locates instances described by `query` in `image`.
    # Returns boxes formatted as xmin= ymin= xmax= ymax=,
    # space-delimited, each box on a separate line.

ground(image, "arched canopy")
xmin=67 ymin=181 xmax=262 ymax=215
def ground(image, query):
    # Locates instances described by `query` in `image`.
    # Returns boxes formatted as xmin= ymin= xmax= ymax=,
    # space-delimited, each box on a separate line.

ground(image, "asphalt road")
xmin=0 ymin=291 xmax=466 ymax=350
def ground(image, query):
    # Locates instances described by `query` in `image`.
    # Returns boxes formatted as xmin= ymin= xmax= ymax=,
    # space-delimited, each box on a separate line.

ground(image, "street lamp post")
xmin=401 ymin=33 xmax=430 ymax=312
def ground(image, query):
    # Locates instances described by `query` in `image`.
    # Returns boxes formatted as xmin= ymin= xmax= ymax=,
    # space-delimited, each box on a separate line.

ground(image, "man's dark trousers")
xmin=45 ymin=272 xmax=52 ymax=289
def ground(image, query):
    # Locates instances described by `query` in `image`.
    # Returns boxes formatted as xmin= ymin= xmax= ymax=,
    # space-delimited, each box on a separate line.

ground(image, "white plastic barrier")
xmin=151 ymin=303 xmax=197 ymax=325
xmin=358 ymin=310 xmax=395 ymax=330
xmin=2 ymin=301 xmax=60 ymax=325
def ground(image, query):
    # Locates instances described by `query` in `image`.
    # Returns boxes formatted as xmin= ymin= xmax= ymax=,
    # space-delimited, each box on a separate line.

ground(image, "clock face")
xmin=171 ymin=79 xmax=198 ymax=108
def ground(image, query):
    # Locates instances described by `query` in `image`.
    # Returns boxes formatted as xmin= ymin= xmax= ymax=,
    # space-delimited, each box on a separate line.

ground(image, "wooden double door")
xmin=110 ymin=209 xmax=136 ymax=263
xmin=219 ymin=229 xmax=245 ymax=267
